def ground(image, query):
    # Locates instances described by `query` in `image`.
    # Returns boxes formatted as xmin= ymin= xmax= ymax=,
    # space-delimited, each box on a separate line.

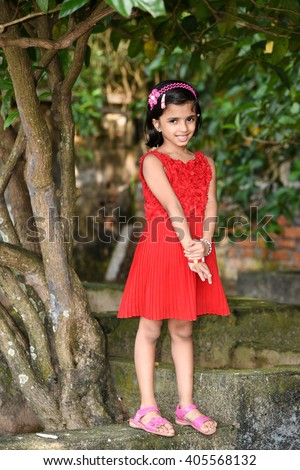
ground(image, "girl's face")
xmin=152 ymin=101 xmax=197 ymax=150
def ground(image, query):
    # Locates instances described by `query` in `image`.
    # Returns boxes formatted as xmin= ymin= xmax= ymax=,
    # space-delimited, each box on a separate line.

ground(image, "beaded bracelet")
xmin=190 ymin=257 xmax=205 ymax=264
xmin=187 ymin=238 xmax=212 ymax=264
xmin=199 ymin=238 xmax=212 ymax=256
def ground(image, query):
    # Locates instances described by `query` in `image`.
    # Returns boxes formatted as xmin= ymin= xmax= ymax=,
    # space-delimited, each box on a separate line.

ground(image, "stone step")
xmin=110 ymin=357 xmax=300 ymax=450
xmin=230 ymin=341 xmax=300 ymax=369
xmin=1 ymin=359 xmax=299 ymax=450
xmin=1 ymin=283 xmax=299 ymax=447
xmin=93 ymin=296 xmax=300 ymax=369
xmin=0 ymin=422 xmax=236 ymax=451
xmin=237 ymin=271 xmax=300 ymax=305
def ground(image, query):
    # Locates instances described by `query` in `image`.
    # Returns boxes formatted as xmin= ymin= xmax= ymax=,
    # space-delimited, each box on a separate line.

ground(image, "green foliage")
xmin=103 ymin=0 xmax=299 ymax=224
xmin=0 ymin=51 xmax=15 ymax=123
xmin=36 ymin=0 xmax=49 ymax=12
xmin=0 ymin=0 xmax=299 ymax=224
xmin=72 ymin=73 xmax=104 ymax=138
xmin=103 ymin=0 xmax=166 ymax=18
xmin=59 ymin=0 xmax=90 ymax=18
xmin=4 ymin=109 xmax=19 ymax=129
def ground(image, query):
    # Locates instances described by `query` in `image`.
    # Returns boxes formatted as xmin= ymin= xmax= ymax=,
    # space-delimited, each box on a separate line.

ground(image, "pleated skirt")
xmin=117 ymin=218 xmax=230 ymax=321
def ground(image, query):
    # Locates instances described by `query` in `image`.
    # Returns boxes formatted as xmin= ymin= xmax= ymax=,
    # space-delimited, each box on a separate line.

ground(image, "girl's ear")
xmin=152 ymin=119 xmax=161 ymax=132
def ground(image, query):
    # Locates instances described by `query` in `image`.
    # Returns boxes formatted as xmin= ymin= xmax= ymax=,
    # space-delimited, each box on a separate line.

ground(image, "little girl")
xmin=118 ymin=80 xmax=230 ymax=437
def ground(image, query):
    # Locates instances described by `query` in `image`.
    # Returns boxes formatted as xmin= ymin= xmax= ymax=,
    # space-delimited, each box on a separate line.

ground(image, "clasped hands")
xmin=184 ymin=239 xmax=212 ymax=284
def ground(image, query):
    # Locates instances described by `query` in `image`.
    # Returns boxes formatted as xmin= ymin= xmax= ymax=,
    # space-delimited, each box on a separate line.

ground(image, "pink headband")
xmin=148 ymin=83 xmax=197 ymax=110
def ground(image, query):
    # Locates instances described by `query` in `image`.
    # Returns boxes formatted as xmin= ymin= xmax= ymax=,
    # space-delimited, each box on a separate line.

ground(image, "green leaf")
xmin=135 ymin=0 xmax=166 ymax=17
xmin=85 ymin=45 xmax=91 ymax=68
xmin=128 ymin=37 xmax=142 ymax=58
xmin=291 ymin=102 xmax=300 ymax=115
xmin=267 ymin=39 xmax=289 ymax=65
xmin=181 ymin=15 xmax=198 ymax=33
xmin=222 ymin=124 xmax=236 ymax=130
xmin=92 ymin=23 xmax=107 ymax=34
xmin=217 ymin=20 xmax=234 ymax=37
xmin=234 ymin=113 xmax=241 ymax=131
xmin=36 ymin=0 xmax=49 ymax=12
xmin=110 ymin=29 xmax=123 ymax=50
xmin=59 ymin=0 xmax=90 ymax=19
xmin=103 ymin=0 xmax=166 ymax=18
xmin=38 ymin=91 xmax=52 ymax=101
xmin=0 ymin=89 xmax=13 ymax=119
xmin=215 ymin=57 xmax=253 ymax=92
xmin=0 ymin=79 xmax=13 ymax=91
xmin=261 ymin=61 xmax=290 ymax=89
xmin=277 ymin=116 xmax=295 ymax=125
xmin=189 ymin=0 xmax=211 ymax=21
xmin=215 ymin=47 xmax=236 ymax=72
xmin=103 ymin=0 xmax=135 ymax=17
xmin=4 ymin=110 xmax=19 ymax=129
xmin=153 ymin=19 xmax=172 ymax=41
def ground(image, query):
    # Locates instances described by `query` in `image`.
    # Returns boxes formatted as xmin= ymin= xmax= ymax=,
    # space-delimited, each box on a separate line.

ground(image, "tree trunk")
xmin=0 ymin=1 xmax=123 ymax=430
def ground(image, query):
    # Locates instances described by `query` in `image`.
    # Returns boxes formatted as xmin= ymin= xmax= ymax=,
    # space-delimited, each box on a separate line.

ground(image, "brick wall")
xmin=216 ymin=214 xmax=300 ymax=286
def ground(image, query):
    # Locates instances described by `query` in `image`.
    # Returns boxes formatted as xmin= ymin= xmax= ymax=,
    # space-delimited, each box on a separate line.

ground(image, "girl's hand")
xmin=184 ymin=239 xmax=207 ymax=260
xmin=188 ymin=260 xmax=212 ymax=284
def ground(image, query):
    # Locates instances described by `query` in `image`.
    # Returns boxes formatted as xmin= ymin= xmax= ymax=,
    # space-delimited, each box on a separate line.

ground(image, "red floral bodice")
xmin=139 ymin=149 xmax=212 ymax=221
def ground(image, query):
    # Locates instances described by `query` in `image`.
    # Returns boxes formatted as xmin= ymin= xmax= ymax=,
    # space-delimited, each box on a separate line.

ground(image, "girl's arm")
xmin=184 ymin=156 xmax=217 ymax=257
xmin=142 ymin=154 xmax=193 ymax=250
xmin=202 ymin=156 xmax=218 ymax=244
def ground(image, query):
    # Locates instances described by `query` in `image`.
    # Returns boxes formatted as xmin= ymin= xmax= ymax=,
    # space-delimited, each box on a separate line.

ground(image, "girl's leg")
xmin=168 ymin=319 xmax=216 ymax=434
xmin=134 ymin=317 xmax=175 ymax=435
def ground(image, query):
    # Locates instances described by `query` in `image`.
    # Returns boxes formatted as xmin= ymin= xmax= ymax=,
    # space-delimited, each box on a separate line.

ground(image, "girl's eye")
xmin=168 ymin=119 xmax=177 ymax=123
xmin=187 ymin=117 xmax=195 ymax=122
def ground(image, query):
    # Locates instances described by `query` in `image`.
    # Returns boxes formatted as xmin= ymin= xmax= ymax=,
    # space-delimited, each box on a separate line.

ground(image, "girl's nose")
xmin=179 ymin=121 xmax=188 ymax=132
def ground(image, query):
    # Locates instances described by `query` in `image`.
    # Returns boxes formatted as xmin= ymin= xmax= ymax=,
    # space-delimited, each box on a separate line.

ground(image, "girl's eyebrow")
xmin=166 ymin=114 xmax=196 ymax=120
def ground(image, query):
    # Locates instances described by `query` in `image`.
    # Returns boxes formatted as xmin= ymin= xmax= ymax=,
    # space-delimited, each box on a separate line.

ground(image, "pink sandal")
xmin=175 ymin=404 xmax=217 ymax=435
xmin=129 ymin=406 xmax=175 ymax=437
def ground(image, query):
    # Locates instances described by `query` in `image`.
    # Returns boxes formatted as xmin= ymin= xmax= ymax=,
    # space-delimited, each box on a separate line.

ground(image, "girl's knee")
xmin=168 ymin=320 xmax=193 ymax=340
xmin=138 ymin=317 xmax=162 ymax=343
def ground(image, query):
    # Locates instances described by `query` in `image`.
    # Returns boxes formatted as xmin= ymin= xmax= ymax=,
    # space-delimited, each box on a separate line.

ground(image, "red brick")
xmin=293 ymin=252 xmax=300 ymax=264
xmin=239 ymin=247 xmax=256 ymax=257
xmin=238 ymin=238 xmax=255 ymax=248
xmin=272 ymin=250 xmax=291 ymax=261
xmin=276 ymin=239 xmax=297 ymax=249
xmin=268 ymin=231 xmax=280 ymax=240
xmin=277 ymin=215 xmax=289 ymax=226
xmin=283 ymin=226 xmax=300 ymax=238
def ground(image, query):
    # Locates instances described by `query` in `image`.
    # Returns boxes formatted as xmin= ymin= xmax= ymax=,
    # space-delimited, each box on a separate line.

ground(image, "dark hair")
xmin=144 ymin=80 xmax=202 ymax=148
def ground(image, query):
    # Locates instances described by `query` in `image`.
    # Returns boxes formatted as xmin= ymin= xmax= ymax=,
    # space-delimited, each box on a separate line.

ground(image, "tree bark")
xmin=0 ymin=117 xmax=38 ymax=253
xmin=0 ymin=1 xmax=122 ymax=430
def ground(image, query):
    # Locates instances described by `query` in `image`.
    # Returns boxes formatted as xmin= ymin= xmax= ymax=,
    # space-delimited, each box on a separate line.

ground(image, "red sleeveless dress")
xmin=117 ymin=149 xmax=230 ymax=320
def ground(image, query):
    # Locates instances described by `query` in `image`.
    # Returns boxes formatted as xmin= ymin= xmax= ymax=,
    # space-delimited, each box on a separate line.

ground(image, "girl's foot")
xmin=175 ymin=404 xmax=217 ymax=435
xmin=129 ymin=406 xmax=175 ymax=437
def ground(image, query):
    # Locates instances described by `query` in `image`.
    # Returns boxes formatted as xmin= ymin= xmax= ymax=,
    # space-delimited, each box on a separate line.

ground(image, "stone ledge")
xmin=0 ymin=363 xmax=299 ymax=450
xmin=0 ymin=424 xmax=236 ymax=451
xmin=230 ymin=341 xmax=300 ymax=368
xmin=98 ymin=298 xmax=300 ymax=369
xmin=84 ymin=282 xmax=123 ymax=313
xmin=237 ymin=271 xmax=300 ymax=305
xmin=110 ymin=359 xmax=300 ymax=450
